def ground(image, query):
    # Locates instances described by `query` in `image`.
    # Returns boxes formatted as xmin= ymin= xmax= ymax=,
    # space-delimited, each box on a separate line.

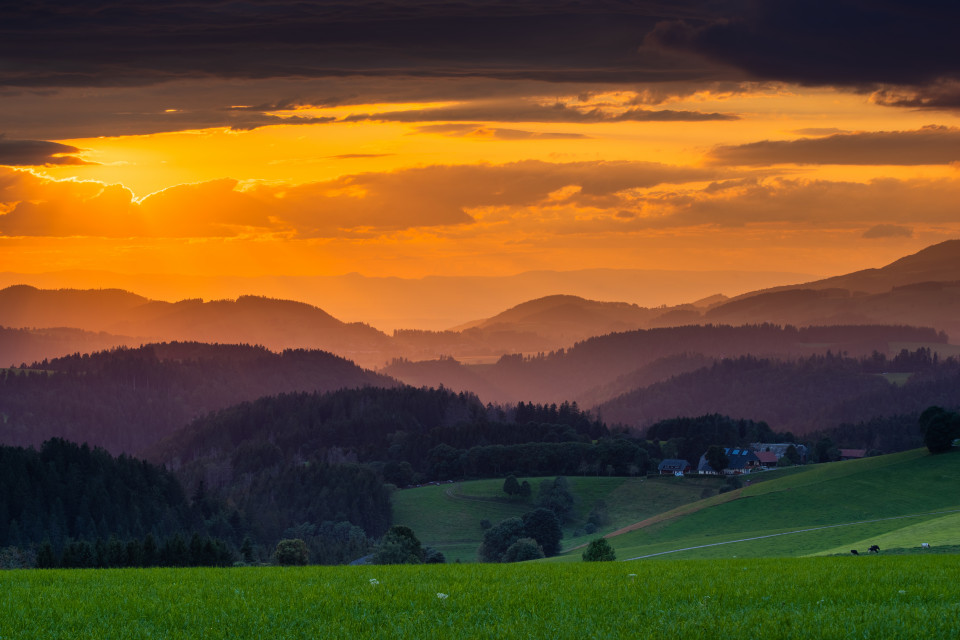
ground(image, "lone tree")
xmin=373 ymin=525 xmax=424 ymax=564
xmin=705 ymin=445 xmax=729 ymax=474
xmin=582 ymin=537 xmax=616 ymax=562
xmin=274 ymin=538 xmax=309 ymax=566
xmin=521 ymin=508 xmax=563 ymax=557
xmin=503 ymin=474 xmax=521 ymax=496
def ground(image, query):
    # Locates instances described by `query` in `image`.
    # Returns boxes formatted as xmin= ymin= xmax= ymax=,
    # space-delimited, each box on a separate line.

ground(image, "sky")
xmin=1 ymin=0 xmax=959 ymax=323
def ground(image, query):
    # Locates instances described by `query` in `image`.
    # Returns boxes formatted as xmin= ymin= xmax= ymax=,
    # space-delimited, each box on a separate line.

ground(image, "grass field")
xmin=394 ymin=449 xmax=960 ymax=563
xmin=392 ymin=472 xmax=799 ymax=561
xmin=563 ymin=449 xmax=960 ymax=562
xmin=2 ymin=558 xmax=958 ymax=638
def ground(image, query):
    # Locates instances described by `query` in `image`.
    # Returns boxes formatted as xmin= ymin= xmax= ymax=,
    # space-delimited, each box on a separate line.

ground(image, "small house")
xmin=754 ymin=451 xmax=779 ymax=467
xmin=657 ymin=459 xmax=692 ymax=475
xmin=697 ymin=447 xmax=762 ymax=475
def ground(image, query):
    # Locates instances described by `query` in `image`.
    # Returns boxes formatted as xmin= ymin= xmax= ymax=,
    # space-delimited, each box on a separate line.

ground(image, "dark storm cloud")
xmin=709 ymin=127 xmax=960 ymax=166
xmin=342 ymin=102 xmax=738 ymax=123
xmin=0 ymin=136 xmax=92 ymax=166
xmin=0 ymin=1 xmax=730 ymax=88
xmin=647 ymin=0 xmax=960 ymax=88
xmin=871 ymin=81 xmax=960 ymax=110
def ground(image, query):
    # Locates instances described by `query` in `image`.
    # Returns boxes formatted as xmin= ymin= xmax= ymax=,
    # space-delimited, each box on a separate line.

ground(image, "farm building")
xmin=657 ymin=459 xmax=692 ymax=475
xmin=697 ymin=448 xmax=762 ymax=475
xmin=754 ymin=451 xmax=779 ymax=467
xmin=750 ymin=442 xmax=809 ymax=464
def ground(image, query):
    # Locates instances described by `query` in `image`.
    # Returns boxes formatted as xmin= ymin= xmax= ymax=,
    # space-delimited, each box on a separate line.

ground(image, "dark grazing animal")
xmin=850 ymin=549 xmax=859 ymax=555
xmin=868 ymin=545 xmax=880 ymax=554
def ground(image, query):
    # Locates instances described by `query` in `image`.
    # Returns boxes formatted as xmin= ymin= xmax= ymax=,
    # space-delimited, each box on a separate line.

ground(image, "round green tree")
xmin=503 ymin=538 xmax=545 ymax=563
xmin=522 ymin=507 xmax=562 ymax=557
xmin=373 ymin=525 xmax=424 ymax=564
xmin=582 ymin=537 xmax=616 ymax=562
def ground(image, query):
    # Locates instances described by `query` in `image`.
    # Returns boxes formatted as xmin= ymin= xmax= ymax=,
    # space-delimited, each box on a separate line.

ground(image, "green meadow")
xmin=559 ymin=449 xmax=960 ymax=561
xmin=392 ymin=473 xmax=766 ymax=561
xmin=394 ymin=449 xmax=960 ymax=562
xmin=2 ymin=558 xmax=958 ymax=639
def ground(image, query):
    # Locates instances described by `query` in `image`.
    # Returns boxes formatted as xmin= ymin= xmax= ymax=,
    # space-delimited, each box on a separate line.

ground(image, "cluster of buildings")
xmin=657 ymin=443 xmax=816 ymax=476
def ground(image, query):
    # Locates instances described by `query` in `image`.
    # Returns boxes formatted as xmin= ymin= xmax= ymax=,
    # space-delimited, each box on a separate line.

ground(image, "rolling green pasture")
xmin=392 ymin=472 xmax=798 ymax=561
xmin=2 ymin=558 xmax=958 ymax=638
xmin=567 ymin=449 xmax=960 ymax=562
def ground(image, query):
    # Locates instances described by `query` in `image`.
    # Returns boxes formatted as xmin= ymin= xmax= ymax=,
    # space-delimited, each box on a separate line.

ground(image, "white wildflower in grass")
xmin=898 ymin=590 xmax=907 ymax=595
xmin=627 ymin=574 xmax=637 ymax=581
xmin=369 ymin=579 xmax=379 ymax=586
xmin=437 ymin=593 xmax=448 ymax=600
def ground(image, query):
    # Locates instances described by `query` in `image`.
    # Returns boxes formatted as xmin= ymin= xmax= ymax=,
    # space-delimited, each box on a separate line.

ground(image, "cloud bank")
xmin=709 ymin=126 xmax=960 ymax=166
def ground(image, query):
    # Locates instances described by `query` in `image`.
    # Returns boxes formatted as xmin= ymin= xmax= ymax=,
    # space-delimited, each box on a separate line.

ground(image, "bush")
xmin=274 ymin=539 xmax=309 ymax=566
xmin=373 ymin=525 xmax=424 ymax=565
xmin=423 ymin=547 xmax=446 ymax=564
xmin=502 ymin=538 xmax=545 ymax=563
xmin=582 ymin=538 xmax=616 ymax=562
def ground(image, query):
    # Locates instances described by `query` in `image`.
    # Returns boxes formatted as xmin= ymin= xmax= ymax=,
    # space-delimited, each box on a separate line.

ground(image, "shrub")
xmin=502 ymin=538 xmax=545 ymax=563
xmin=373 ymin=525 xmax=424 ymax=565
xmin=582 ymin=537 xmax=616 ymax=562
xmin=274 ymin=539 xmax=309 ymax=566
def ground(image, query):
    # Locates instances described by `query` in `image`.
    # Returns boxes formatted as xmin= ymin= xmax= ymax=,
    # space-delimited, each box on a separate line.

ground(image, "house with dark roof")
xmin=697 ymin=447 xmax=762 ymax=475
xmin=657 ymin=459 xmax=692 ymax=475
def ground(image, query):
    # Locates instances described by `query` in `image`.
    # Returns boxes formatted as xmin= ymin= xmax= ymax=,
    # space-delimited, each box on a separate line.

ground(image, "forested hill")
xmin=597 ymin=349 xmax=960 ymax=435
xmin=0 ymin=326 xmax=140 ymax=369
xmin=0 ymin=438 xmax=191 ymax=550
xmin=0 ymin=342 xmax=396 ymax=454
xmin=386 ymin=323 xmax=947 ymax=405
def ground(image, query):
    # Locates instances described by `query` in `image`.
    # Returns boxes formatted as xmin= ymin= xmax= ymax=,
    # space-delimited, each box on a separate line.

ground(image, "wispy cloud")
xmin=709 ymin=126 xmax=960 ymax=166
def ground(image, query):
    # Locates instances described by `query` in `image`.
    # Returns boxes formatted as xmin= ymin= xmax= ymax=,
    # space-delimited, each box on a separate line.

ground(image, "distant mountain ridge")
xmin=0 ymin=286 xmax=393 ymax=368
xmin=1 ymin=239 xmax=959 ymax=371
xmin=451 ymin=240 xmax=960 ymax=343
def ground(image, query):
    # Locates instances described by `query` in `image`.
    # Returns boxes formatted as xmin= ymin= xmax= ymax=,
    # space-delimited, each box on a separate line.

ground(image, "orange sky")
xmin=2 ymin=2 xmax=959 ymax=325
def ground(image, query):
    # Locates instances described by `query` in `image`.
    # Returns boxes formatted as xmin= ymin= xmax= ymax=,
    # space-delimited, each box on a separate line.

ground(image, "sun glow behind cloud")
xmin=1 ymin=0 xmax=959 ymax=308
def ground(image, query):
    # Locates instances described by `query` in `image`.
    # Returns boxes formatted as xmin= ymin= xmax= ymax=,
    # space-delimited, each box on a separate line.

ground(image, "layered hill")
xmin=703 ymin=240 xmax=960 ymax=338
xmin=0 ymin=325 xmax=139 ymax=367
xmin=596 ymin=350 xmax=960 ymax=434
xmin=443 ymin=240 xmax=960 ymax=345
xmin=0 ymin=287 xmax=393 ymax=368
xmin=0 ymin=342 xmax=396 ymax=454
xmin=383 ymin=323 xmax=947 ymax=405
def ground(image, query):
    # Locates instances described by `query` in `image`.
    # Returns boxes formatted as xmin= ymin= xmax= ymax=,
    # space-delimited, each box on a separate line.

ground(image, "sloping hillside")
xmin=567 ymin=449 xmax=960 ymax=561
